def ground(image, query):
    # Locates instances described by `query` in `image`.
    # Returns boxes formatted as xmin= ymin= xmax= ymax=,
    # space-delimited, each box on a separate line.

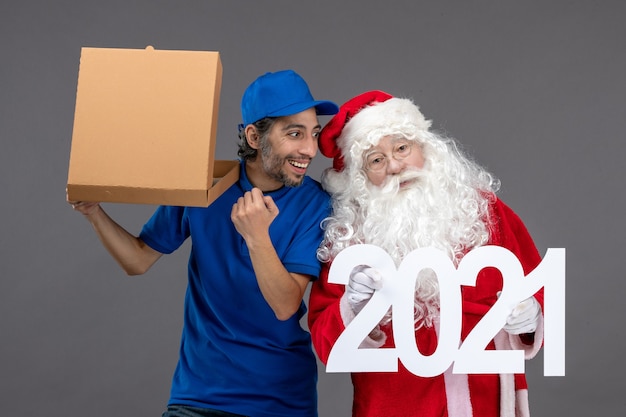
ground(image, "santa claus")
xmin=308 ymin=91 xmax=544 ymax=417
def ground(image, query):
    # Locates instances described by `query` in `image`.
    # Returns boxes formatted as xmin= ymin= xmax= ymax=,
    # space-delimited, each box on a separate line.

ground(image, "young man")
xmin=308 ymin=91 xmax=544 ymax=417
xmin=69 ymin=70 xmax=338 ymax=417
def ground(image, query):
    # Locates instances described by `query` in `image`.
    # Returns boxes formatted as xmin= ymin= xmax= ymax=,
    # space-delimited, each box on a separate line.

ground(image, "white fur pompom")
xmin=321 ymin=167 xmax=350 ymax=195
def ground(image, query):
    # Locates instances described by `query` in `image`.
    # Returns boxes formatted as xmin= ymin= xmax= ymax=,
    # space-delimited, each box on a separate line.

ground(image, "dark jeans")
xmin=162 ymin=405 xmax=247 ymax=417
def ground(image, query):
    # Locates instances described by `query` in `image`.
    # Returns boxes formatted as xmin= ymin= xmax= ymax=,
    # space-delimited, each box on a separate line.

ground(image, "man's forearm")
xmin=85 ymin=205 xmax=162 ymax=275
xmin=247 ymin=237 xmax=308 ymax=321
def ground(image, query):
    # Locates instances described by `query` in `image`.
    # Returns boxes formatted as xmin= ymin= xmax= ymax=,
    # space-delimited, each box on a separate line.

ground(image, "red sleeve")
xmin=308 ymin=262 xmax=346 ymax=364
xmin=462 ymin=198 xmax=545 ymax=391
xmin=462 ymin=198 xmax=544 ymax=309
xmin=489 ymin=198 xmax=544 ymax=309
xmin=456 ymin=198 xmax=544 ymax=326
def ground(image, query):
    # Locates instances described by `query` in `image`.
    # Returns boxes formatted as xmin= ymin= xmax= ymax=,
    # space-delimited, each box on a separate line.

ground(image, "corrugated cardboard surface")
xmin=67 ymin=46 xmax=239 ymax=207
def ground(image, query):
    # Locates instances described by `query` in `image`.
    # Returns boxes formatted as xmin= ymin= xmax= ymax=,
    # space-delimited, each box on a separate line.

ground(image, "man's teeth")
xmin=290 ymin=160 xmax=309 ymax=169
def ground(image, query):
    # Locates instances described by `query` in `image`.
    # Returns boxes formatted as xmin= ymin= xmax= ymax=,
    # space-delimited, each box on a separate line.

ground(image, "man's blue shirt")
xmin=139 ymin=161 xmax=330 ymax=417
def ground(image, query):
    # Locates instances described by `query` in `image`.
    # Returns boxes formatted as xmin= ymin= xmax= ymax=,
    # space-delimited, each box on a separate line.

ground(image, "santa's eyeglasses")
xmin=364 ymin=140 xmax=415 ymax=172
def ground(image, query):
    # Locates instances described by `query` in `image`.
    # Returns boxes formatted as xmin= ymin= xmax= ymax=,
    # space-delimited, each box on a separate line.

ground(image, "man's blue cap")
xmin=241 ymin=70 xmax=339 ymax=126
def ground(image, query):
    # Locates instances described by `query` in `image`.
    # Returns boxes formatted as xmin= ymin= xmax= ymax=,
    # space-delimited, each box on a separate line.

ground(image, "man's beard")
xmin=260 ymin=138 xmax=304 ymax=187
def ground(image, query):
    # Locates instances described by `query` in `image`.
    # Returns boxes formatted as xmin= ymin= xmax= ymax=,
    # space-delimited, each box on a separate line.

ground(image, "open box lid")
xmin=67 ymin=46 xmax=239 ymax=207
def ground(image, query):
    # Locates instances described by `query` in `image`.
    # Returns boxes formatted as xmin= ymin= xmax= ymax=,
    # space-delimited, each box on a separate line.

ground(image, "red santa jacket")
xmin=308 ymin=198 xmax=544 ymax=417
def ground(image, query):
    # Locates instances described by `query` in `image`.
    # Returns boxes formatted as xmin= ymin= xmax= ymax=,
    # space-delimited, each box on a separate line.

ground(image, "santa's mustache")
xmin=376 ymin=167 xmax=426 ymax=195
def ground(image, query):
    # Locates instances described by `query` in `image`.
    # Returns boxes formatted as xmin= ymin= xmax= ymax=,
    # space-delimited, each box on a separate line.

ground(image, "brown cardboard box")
xmin=67 ymin=46 xmax=239 ymax=207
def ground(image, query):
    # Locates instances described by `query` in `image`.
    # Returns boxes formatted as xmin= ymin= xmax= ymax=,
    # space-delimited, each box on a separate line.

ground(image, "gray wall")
xmin=2 ymin=1 xmax=624 ymax=415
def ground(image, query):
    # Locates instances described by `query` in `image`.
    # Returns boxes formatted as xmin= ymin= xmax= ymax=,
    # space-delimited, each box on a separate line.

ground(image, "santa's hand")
xmin=503 ymin=296 xmax=541 ymax=335
xmin=345 ymin=265 xmax=384 ymax=314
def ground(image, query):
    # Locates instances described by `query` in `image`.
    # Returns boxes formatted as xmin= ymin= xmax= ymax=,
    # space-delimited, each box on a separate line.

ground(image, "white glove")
xmin=345 ymin=265 xmax=384 ymax=314
xmin=503 ymin=296 xmax=542 ymax=334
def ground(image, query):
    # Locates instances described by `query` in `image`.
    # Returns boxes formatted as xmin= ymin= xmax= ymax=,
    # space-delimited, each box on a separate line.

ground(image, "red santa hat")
xmin=319 ymin=90 xmax=432 ymax=192
xmin=319 ymin=90 xmax=393 ymax=171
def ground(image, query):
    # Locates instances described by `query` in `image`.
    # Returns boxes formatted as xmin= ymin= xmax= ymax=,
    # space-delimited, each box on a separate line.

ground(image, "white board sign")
xmin=325 ymin=245 xmax=565 ymax=376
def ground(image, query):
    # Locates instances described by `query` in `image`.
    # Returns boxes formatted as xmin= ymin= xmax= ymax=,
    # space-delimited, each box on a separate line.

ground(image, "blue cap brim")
xmin=267 ymin=100 xmax=339 ymax=119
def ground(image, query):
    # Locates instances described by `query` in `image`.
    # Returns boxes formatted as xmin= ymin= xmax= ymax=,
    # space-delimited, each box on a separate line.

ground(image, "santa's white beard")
xmin=331 ymin=166 xmax=491 ymax=328
xmin=359 ymin=167 xmax=479 ymax=263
